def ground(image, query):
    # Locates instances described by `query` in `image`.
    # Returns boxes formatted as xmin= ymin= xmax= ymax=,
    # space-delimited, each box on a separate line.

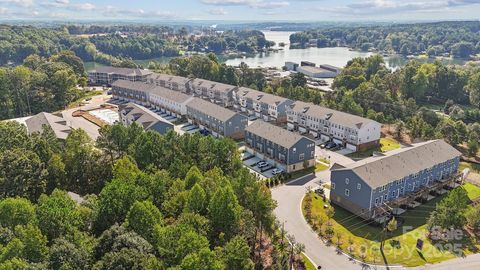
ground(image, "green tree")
xmin=185 ymin=184 xmax=207 ymax=214
xmin=428 ymin=187 xmax=470 ymax=230
xmin=14 ymin=224 xmax=48 ymax=263
xmin=0 ymin=197 xmax=36 ymax=229
xmin=36 ymin=189 xmax=81 ymax=241
xmin=179 ymin=248 xmax=224 ymax=270
xmin=223 ymin=236 xmax=254 ymax=270
xmin=466 ymin=70 xmax=480 ymax=108
xmin=208 ymin=185 xmax=241 ymax=240
xmin=125 ymin=201 xmax=163 ymax=243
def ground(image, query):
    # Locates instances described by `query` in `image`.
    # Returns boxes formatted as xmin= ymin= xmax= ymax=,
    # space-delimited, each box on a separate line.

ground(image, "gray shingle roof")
xmin=120 ymin=103 xmax=172 ymax=130
xmin=192 ymin=79 xmax=237 ymax=93
xmin=289 ymin=101 xmax=378 ymax=130
xmin=236 ymin=87 xmax=290 ymax=106
xmin=25 ymin=112 xmax=71 ymax=140
xmin=333 ymin=140 xmax=462 ymax=188
xmin=112 ymin=80 xmax=192 ymax=103
xmin=89 ymin=66 xmax=152 ymax=76
xmin=186 ymin=98 xmax=238 ymax=122
xmin=245 ymin=120 xmax=314 ymax=149
xmin=148 ymin=73 xmax=192 ymax=85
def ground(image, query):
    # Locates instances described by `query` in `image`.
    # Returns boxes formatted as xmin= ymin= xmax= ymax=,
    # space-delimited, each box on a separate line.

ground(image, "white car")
xmin=272 ymin=168 xmax=284 ymax=175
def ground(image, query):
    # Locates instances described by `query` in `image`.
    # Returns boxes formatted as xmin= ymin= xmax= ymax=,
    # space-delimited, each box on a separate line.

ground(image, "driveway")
xmin=316 ymin=146 xmax=354 ymax=166
xmin=271 ymin=171 xmax=480 ymax=270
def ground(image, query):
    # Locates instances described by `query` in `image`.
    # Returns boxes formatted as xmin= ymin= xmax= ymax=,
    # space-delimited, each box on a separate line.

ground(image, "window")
xmin=345 ymin=178 xmax=349 ymax=185
xmin=375 ymin=198 xmax=379 ymax=206
xmin=357 ymin=183 xmax=361 ymax=190
xmin=293 ymin=148 xmax=297 ymax=153
xmin=383 ymin=194 xmax=387 ymax=201
xmin=331 ymin=183 xmax=335 ymax=190
xmin=299 ymin=153 xmax=305 ymax=161
xmin=345 ymin=189 xmax=350 ymax=196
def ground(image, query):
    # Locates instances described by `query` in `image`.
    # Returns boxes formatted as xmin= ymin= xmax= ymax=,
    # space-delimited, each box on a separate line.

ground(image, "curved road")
xmin=271 ymin=171 xmax=480 ymax=270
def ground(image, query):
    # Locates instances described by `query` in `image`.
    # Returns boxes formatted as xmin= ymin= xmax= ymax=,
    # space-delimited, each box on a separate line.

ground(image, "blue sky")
xmin=0 ymin=0 xmax=479 ymax=21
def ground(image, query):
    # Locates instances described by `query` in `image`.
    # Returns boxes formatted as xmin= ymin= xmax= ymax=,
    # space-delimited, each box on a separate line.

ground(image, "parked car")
xmin=257 ymin=162 xmax=269 ymax=168
xmin=325 ymin=142 xmax=337 ymax=149
xmin=272 ymin=168 xmax=284 ymax=175
xmin=320 ymin=143 xmax=327 ymax=149
xmin=256 ymin=160 xmax=267 ymax=166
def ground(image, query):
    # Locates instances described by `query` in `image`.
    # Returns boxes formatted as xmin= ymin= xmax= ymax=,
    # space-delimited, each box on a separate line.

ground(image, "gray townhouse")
xmin=287 ymin=101 xmax=381 ymax=151
xmin=118 ymin=103 xmax=174 ymax=134
xmin=245 ymin=121 xmax=316 ymax=173
xmin=330 ymin=140 xmax=462 ymax=221
xmin=191 ymin=78 xmax=238 ymax=107
xmin=233 ymin=87 xmax=294 ymax=123
xmin=147 ymin=73 xmax=193 ymax=93
xmin=111 ymin=80 xmax=157 ymax=106
xmin=186 ymin=98 xmax=247 ymax=139
xmin=88 ymin=66 xmax=153 ymax=86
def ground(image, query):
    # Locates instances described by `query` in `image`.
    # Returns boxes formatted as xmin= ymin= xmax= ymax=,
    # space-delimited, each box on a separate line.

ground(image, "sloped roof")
xmin=192 ymin=78 xmax=237 ymax=93
xmin=148 ymin=73 xmax=192 ymax=85
xmin=89 ymin=66 xmax=152 ymax=76
xmin=112 ymin=80 xmax=192 ymax=104
xmin=332 ymin=140 xmax=462 ymax=188
xmin=186 ymin=98 xmax=239 ymax=122
xmin=236 ymin=87 xmax=291 ymax=106
xmin=289 ymin=101 xmax=378 ymax=130
xmin=25 ymin=112 xmax=71 ymax=140
xmin=119 ymin=103 xmax=172 ymax=131
xmin=245 ymin=120 xmax=314 ymax=149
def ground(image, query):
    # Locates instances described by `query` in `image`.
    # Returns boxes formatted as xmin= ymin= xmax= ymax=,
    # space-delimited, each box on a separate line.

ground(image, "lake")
xmin=84 ymin=30 xmax=467 ymax=71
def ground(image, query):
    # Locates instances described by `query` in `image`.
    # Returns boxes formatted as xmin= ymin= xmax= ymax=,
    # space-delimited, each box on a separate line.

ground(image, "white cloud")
xmin=0 ymin=0 xmax=35 ymax=7
xmin=103 ymin=7 xmax=177 ymax=19
xmin=252 ymin=1 xmax=289 ymax=8
xmin=202 ymin=0 xmax=290 ymax=9
xmin=208 ymin=7 xmax=229 ymax=15
xmin=74 ymin=2 xmax=95 ymax=11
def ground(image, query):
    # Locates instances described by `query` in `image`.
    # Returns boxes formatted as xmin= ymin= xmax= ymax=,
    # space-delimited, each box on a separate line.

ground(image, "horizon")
xmin=0 ymin=0 xmax=479 ymax=22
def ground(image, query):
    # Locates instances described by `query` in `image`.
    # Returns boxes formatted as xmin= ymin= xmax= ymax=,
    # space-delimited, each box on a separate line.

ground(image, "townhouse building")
xmin=147 ymin=73 xmax=192 ymax=93
xmin=191 ymin=78 xmax=238 ymax=107
xmin=245 ymin=121 xmax=316 ymax=173
xmin=287 ymin=101 xmax=381 ymax=151
xmin=330 ymin=140 xmax=462 ymax=221
xmin=88 ymin=67 xmax=152 ymax=86
xmin=111 ymin=80 xmax=156 ymax=106
xmin=233 ymin=87 xmax=294 ymax=123
xmin=118 ymin=103 xmax=174 ymax=134
xmin=186 ymin=98 xmax=247 ymax=139
xmin=111 ymin=80 xmax=193 ymax=118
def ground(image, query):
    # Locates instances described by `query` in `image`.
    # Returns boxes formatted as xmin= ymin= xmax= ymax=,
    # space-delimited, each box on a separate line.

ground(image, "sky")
xmin=0 ymin=0 xmax=479 ymax=22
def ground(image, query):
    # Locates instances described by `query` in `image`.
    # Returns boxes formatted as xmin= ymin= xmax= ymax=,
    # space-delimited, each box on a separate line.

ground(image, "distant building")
xmin=118 ymin=102 xmax=174 ymax=134
xmin=191 ymin=78 xmax=238 ymax=107
xmin=112 ymin=80 xmax=193 ymax=117
xmin=296 ymin=65 xmax=338 ymax=78
xmin=285 ymin=62 xmax=299 ymax=71
xmin=300 ymin=61 xmax=316 ymax=67
xmin=330 ymin=140 xmax=462 ymax=221
xmin=186 ymin=98 xmax=247 ymax=139
xmin=245 ymin=121 xmax=316 ymax=172
xmin=319 ymin=64 xmax=342 ymax=75
xmin=233 ymin=87 xmax=294 ymax=123
xmin=287 ymin=101 xmax=381 ymax=151
xmin=88 ymin=66 xmax=153 ymax=86
xmin=24 ymin=112 xmax=72 ymax=140
xmin=147 ymin=73 xmax=193 ymax=93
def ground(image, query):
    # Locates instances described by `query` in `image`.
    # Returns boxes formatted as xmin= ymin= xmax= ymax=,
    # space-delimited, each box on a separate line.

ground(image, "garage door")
xmin=346 ymin=143 xmax=357 ymax=151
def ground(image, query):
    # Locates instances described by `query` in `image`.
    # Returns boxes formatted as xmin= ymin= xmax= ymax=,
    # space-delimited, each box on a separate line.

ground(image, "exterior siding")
xmin=330 ymin=155 xmax=461 ymax=220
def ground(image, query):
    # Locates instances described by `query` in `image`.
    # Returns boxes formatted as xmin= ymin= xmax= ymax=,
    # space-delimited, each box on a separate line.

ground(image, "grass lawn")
xmin=301 ymin=253 xmax=316 ymax=270
xmin=303 ymin=183 xmax=480 ymax=267
xmin=315 ymin=162 xmax=329 ymax=172
xmin=347 ymin=138 xmax=401 ymax=159
xmin=67 ymin=90 xmax=103 ymax=109
xmin=318 ymin=157 xmax=330 ymax=164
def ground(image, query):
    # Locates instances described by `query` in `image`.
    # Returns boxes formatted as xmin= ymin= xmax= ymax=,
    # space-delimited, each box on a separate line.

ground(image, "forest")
xmin=0 ymin=51 xmax=87 ymax=120
xmin=0 ymin=25 xmax=273 ymax=67
xmin=290 ymin=21 xmax=480 ymax=58
xmin=0 ymin=120 xmax=311 ymax=269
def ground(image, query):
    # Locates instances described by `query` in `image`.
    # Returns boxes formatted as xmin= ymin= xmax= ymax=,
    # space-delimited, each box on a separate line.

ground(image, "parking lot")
xmin=241 ymin=151 xmax=284 ymax=179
